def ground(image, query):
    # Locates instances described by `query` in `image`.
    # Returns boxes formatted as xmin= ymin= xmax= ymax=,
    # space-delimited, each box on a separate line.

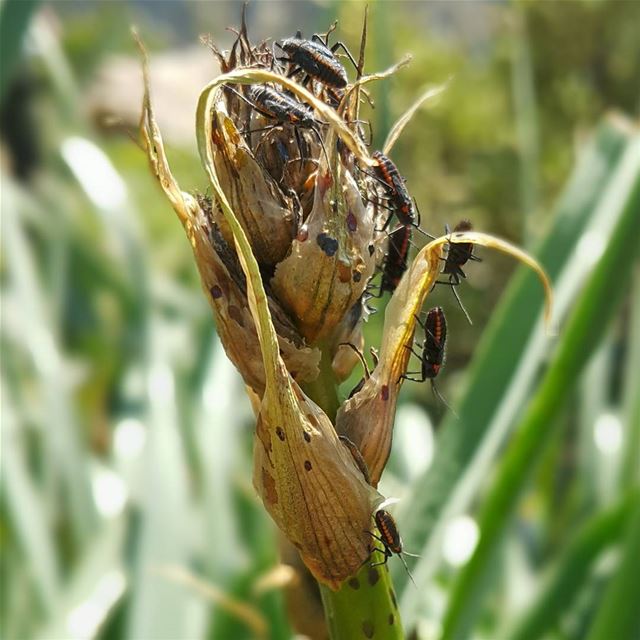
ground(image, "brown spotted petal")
xmin=253 ymin=375 xmax=381 ymax=589
xmin=336 ymin=234 xmax=553 ymax=486
xmin=336 ymin=244 xmax=442 ymax=486
xmin=271 ymin=137 xmax=376 ymax=343
xmin=211 ymin=105 xmax=297 ymax=266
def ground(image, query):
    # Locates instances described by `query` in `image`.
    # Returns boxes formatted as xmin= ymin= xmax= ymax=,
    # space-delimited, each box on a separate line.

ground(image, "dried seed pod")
xmin=210 ymin=107 xmax=297 ymax=266
xmin=271 ymin=136 xmax=377 ymax=343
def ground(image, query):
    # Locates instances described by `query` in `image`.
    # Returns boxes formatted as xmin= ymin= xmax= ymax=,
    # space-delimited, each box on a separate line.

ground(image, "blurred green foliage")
xmin=1 ymin=1 xmax=639 ymax=639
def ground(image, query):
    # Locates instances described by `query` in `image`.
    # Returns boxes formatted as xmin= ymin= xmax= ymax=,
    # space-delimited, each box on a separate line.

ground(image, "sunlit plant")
xmin=136 ymin=15 xmax=551 ymax=639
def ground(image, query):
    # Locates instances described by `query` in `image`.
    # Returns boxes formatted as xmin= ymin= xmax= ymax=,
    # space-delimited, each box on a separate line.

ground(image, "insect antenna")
xmin=398 ymin=553 xmax=417 ymax=588
xmin=430 ymin=380 xmax=458 ymax=419
xmin=338 ymin=342 xmax=371 ymax=378
xmin=450 ymin=279 xmax=473 ymax=325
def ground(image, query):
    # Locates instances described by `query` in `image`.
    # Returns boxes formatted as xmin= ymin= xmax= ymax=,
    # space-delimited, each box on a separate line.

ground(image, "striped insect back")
xmin=248 ymin=85 xmax=316 ymax=128
xmin=442 ymin=218 xmax=476 ymax=280
xmin=368 ymin=507 xmax=418 ymax=585
xmin=371 ymin=151 xmax=416 ymax=228
xmin=380 ymin=225 xmax=412 ymax=295
xmin=279 ymin=36 xmax=348 ymax=89
xmin=374 ymin=509 xmax=402 ymax=555
xmin=438 ymin=218 xmax=481 ymax=325
xmin=422 ymin=306 xmax=447 ymax=379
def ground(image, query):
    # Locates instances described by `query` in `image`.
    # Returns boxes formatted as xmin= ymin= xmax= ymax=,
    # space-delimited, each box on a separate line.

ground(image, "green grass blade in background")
xmin=620 ymin=273 xmax=640 ymax=488
xmin=395 ymin=117 xmax=632 ymax=599
xmin=2 ymin=177 xmax=98 ymax=545
xmin=585 ymin=497 xmax=640 ymax=640
xmin=2 ymin=383 xmax=61 ymax=616
xmin=440 ymin=137 xmax=640 ymax=640
xmin=505 ymin=491 xmax=637 ymax=640
xmin=193 ymin=339 xmax=247 ymax=578
xmin=126 ymin=325 xmax=207 ymax=640
xmin=36 ymin=517 xmax=127 ymax=640
xmin=0 ymin=0 xmax=39 ymax=100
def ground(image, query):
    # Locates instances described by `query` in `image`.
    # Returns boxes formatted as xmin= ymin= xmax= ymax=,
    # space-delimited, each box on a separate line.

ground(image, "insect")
xmin=437 ymin=218 xmax=481 ymax=325
xmin=339 ymin=342 xmax=378 ymax=400
xmin=369 ymin=151 xmax=432 ymax=238
xmin=275 ymin=27 xmax=357 ymax=90
xmin=339 ymin=435 xmax=371 ymax=485
xmin=228 ymin=84 xmax=330 ymax=169
xmin=367 ymin=503 xmax=418 ymax=586
xmin=402 ymin=307 xmax=455 ymax=413
xmin=371 ymin=225 xmax=412 ymax=298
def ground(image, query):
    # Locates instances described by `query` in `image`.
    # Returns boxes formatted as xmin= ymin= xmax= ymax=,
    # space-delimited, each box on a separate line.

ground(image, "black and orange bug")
xmin=371 ymin=224 xmax=412 ymax=298
xmin=402 ymin=306 xmax=455 ymax=413
xmin=369 ymin=151 xmax=432 ymax=239
xmin=247 ymin=85 xmax=321 ymax=131
xmin=228 ymin=84 xmax=331 ymax=168
xmin=437 ymin=218 xmax=482 ymax=325
xmin=275 ymin=26 xmax=358 ymax=90
xmin=366 ymin=502 xmax=418 ymax=585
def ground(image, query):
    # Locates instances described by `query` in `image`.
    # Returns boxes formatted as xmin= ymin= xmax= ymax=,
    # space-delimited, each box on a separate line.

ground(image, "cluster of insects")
xmin=208 ymin=14 xmax=481 ymax=578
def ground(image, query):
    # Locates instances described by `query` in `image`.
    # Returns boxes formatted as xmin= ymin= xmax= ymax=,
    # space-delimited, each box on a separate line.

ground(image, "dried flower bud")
xmin=210 ymin=107 xmax=297 ymax=266
xmin=271 ymin=137 xmax=377 ymax=343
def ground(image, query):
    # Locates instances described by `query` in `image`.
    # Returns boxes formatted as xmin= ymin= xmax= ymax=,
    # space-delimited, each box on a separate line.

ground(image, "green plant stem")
xmin=507 ymin=491 xmax=638 ymax=640
xmin=585 ymin=497 xmax=640 ymax=640
xmin=303 ymin=344 xmax=404 ymax=640
xmin=301 ymin=340 xmax=341 ymax=421
xmin=441 ymin=147 xmax=640 ymax=640
xmin=0 ymin=0 xmax=39 ymax=100
xmin=320 ymin=562 xmax=404 ymax=640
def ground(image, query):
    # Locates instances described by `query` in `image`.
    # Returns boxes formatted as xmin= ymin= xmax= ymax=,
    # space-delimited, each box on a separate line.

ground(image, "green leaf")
xmin=585 ymin=498 xmax=640 ymax=640
xmin=0 ymin=0 xmax=39 ymax=100
xmin=394 ymin=116 xmax=634 ymax=605
xmin=440 ymin=133 xmax=640 ymax=640
xmin=506 ymin=491 xmax=637 ymax=640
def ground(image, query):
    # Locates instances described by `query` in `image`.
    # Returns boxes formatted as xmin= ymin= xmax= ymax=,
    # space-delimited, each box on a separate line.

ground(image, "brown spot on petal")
xmin=275 ymin=427 xmax=285 ymax=441
xmin=297 ymin=226 xmax=309 ymax=242
xmin=353 ymin=271 xmax=362 ymax=283
xmin=388 ymin=613 xmax=394 ymax=626
xmin=210 ymin=285 xmax=223 ymax=299
xmin=228 ymin=305 xmax=245 ymax=327
xmin=337 ymin=260 xmax=352 ymax=283
xmin=367 ymin=567 xmax=380 ymax=586
xmin=262 ymin=469 xmax=278 ymax=506
xmin=317 ymin=233 xmax=339 ymax=257
xmin=304 ymin=460 xmax=312 ymax=471
xmin=381 ymin=385 xmax=389 ymax=401
xmin=347 ymin=211 xmax=357 ymax=232
xmin=303 ymin=431 xmax=311 ymax=442
xmin=318 ymin=170 xmax=333 ymax=193
xmin=362 ymin=620 xmax=374 ymax=638
xmin=348 ymin=577 xmax=360 ymax=590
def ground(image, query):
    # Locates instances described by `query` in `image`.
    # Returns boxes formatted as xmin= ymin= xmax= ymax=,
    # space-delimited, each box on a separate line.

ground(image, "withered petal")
xmin=337 ymin=233 xmax=552 ymax=486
